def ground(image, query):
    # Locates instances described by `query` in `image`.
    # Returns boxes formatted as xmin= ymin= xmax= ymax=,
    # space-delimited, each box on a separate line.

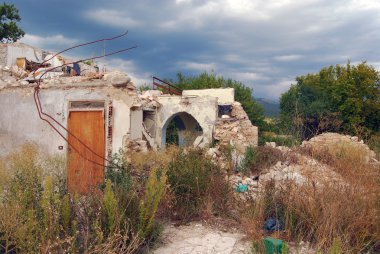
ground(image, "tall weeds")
xmin=0 ymin=144 xmax=165 ymax=253
xmin=243 ymin=142 xmax=380 ymax=253
xmin=166 ymin=148 xmax=232 ymax=221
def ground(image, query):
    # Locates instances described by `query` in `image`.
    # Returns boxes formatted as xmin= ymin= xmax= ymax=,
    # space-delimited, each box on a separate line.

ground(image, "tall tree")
xmin=280 ymin=62 xmax=380 ymax=140
xmin=173 ymin=72 xmax=266 ymax=130
xmin=0 ymin=2 xmax=25 ymax=42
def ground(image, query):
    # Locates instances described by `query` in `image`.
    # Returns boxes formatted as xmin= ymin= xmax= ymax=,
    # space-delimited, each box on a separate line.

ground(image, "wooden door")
xmin=67 ymin=111 xmax=105 ymax=194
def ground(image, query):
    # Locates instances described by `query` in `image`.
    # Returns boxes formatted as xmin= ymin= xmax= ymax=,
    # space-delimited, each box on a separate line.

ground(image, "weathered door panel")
xmin=67 ymin=111 xmax=105 ymax=194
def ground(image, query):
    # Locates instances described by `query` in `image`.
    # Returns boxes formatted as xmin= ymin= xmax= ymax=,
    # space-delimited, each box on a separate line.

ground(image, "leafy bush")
xmin=258 ymin=132 xmax=299 ymax=147
xmin=238 ymin=146 xmax=285 ymax=175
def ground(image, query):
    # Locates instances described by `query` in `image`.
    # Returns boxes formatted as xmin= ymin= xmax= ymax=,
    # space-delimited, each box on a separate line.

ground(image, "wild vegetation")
xmin=241 ymin=142 xmax=380 ymax=253
xmin=1 ymin=139 xmax=378 ymax=253
xmin=0 ymin=144 xmax=163 ymax=253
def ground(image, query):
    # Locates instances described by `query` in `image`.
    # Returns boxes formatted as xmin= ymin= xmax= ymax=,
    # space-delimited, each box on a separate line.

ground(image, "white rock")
xmin=193 ymin=135 xmax=204 ymax=147
xmin=19 ymin=80 xmax=29 ymax=86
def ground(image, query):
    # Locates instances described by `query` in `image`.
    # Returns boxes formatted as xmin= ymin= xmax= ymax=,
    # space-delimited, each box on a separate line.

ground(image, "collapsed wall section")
xmin=214 ymin=101 xmax=258 ymax=154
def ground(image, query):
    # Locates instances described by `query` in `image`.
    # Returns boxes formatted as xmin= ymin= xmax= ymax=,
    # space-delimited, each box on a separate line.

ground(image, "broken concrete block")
xmin=110 ymin=74 xmax=132 ymax=87
xmin=193 ymin=135 xmax=204 ymax=147
xmin=198 ymin=139 xmax=209 ymax=149
xmin=126 ymin=82 xmax=136 ymax=90
xmin=19 ymin=80 xmax=29 ymax=86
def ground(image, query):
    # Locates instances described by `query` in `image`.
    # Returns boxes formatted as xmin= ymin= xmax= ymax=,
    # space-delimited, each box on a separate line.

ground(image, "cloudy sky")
xmin=13 ymin=0 xmax=380 ymax=99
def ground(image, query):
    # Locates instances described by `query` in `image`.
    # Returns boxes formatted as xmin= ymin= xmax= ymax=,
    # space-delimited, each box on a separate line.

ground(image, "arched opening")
xmin=162 ymin=112 xmax=203 ymax=147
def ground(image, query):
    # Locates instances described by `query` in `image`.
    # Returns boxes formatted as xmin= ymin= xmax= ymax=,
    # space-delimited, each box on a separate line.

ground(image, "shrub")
xmin=0 ymin=144 xmax=165 ymax=253
xmin=258 ymin=132 xmax=299 ymax=147
xmin=103 ymin=179 xmax=118 ymax=234
xmin=238 ymin=146 xmax=285 ymax=175
xmin=139 ymin=167 xmax=166 ymax=238
xmin=167 ymin=148 xmax=232 ymax=221
xmin=238 ymin=146 xmax=256 ymax=175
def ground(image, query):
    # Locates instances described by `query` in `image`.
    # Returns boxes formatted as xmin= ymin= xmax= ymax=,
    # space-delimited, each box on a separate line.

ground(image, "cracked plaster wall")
xmin=0 ymin=86 xmax=135 ymax=157
xmin=2 ymin=43 xmax=45 ymax=67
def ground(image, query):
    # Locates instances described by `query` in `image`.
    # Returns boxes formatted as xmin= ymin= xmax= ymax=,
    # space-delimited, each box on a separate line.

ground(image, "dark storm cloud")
xmin=13 ymin=0 xmax=380 ymax=99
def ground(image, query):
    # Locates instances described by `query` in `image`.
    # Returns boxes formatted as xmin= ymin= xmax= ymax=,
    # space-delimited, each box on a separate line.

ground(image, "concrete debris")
xmin=193 ymin=136 xmax=210 ymax=149
xmin=11 ymin=65 xmax=28 ymax=78
xmin=301 ymin=132 xmax=377 ymax=164
xmin=193 ymin=135 xmax=203 ymax=147
xmin=214 ymin=102 xmax=258 ymax=155
xmin=0 ymin=65 xmax=30 ymax=88
xmin=125 ymin=139 xmax=149 ymax=162
xmin=103 ymin=71 xmax=134 ymax=89
xmin=0 ymin=63 xmax=138 ymax=93
xmin=138 ymin=90 xmax=162 ymax=109
xmin=229 ymin=132 xmax=376 ymax=201
xmin=265 ymin=142 xmax=276 ymax=148
xmin=229 ymin=174 xmax=259 ymax=200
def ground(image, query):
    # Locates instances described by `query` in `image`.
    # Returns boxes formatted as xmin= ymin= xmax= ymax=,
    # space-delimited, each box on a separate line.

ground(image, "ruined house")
xmin=0 ymin=42 xmax=258 ymax=193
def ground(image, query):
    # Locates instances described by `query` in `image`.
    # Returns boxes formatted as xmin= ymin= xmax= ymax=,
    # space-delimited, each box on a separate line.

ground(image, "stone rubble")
xmin=228 ymin=132 xmax=377 ymax=201
xmin=0 ymin=62 xmax=139 ymax=95
xmin=138 ymin=90 xmax=162 ymax=109
xmin=301 ymin=132 xmax=377 ymax=164
xmin=214 ymin=102 xmax=258 ymax=155
xmin=124 ymin=139 xmax=149 ymax=163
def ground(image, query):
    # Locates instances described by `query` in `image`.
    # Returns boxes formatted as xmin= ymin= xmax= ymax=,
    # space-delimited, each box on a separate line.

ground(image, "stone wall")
xmin=214 ymin=102 xmax=258 ymax=154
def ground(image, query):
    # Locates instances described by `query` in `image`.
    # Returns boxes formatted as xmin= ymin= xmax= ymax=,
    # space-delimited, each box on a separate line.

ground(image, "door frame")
xmin=66 ymin=100 xmax=107 ymax=193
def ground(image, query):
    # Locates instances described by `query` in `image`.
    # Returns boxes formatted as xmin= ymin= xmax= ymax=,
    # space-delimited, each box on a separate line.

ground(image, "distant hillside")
xmin=255 ymin=98 xmax=280 ymax=117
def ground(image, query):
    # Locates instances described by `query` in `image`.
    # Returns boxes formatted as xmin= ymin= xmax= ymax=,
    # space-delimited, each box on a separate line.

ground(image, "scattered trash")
xmin=264 ymin=218 xmax=283 ymax=232
xmin=235 ymin=183 xmax=248 ymax=193
xmin=262 ymin=237 xmax=286 ymax=254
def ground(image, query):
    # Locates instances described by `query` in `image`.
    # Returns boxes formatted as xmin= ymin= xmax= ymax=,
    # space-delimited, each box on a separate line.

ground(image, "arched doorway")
xmin=162 ymin=112 xmax=203 ymax=147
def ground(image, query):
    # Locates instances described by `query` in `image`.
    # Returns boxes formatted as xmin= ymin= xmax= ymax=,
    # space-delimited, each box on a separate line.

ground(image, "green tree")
xmin=280 ymin=62 xmax=380 ymax=140
xmin=0 ymin=2 xmax=25 ymax=42
xmin=173 ymin=72 xmax=266 ymax=130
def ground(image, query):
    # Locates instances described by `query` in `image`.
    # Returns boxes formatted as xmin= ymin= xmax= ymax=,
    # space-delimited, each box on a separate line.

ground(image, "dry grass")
xmin=130 ymin=145 xmax=180 ymax=174
xmin=243 ymin=142 xmax=380 ymax=253
xmin=0 ymin=144 xmax=165 ymax=253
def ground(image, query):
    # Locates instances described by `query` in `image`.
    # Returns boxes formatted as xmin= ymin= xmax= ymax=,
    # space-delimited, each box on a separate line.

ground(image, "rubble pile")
xmin=0 ymin=62 xmax=137 ymax=93
xmin=229 ymin=132 xmax=377 ymax=200
xmin=258 ymin=154 xmax=343 ymax=190
xmin=0 ymin=65 xmax=29 ymax=88
xmin=301 ymin=132 xmax=377 ymax=163
xmin=229 ymin=174 xmax=259 ymax=200
xmin=214 ymin=102 xmax=258 ymax=154
xmin=124 ymin=139 xmax=149 ymax=162
xmin=138 ymin=90 xmax=162 ymax=109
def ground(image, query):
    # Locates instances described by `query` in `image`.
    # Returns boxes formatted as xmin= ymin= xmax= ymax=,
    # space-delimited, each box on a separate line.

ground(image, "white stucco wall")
xmin=155 ymin=95 xmax=218 ymax=148
xmin=112 ymin=99 xmax=132 ymax=153
xmin=0 ymin=86 xmax=133 ymax=157
xmin=4 ymin=43 xmax=45 ymax=66
xmin=182 ymin=88 xmax=234 ymax=104
xmin=129 ymin=109 xmax=143 ymax=140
